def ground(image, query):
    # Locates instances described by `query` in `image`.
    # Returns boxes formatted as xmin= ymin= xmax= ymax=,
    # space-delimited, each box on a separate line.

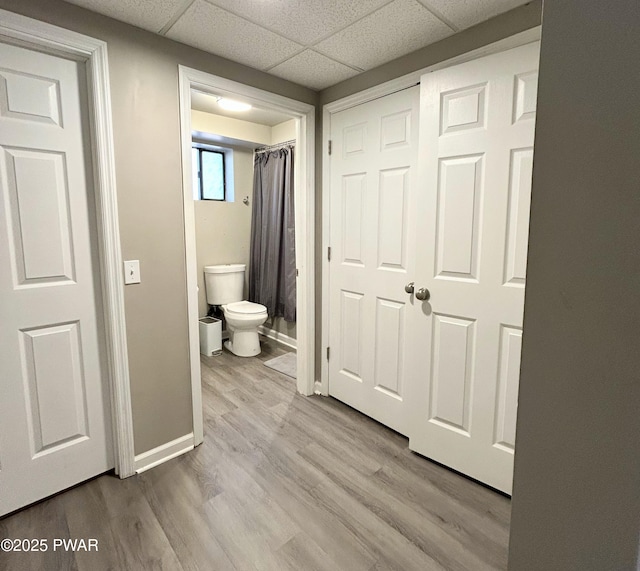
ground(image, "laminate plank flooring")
xmin=0 ymin=338 xmax=511 ymax=571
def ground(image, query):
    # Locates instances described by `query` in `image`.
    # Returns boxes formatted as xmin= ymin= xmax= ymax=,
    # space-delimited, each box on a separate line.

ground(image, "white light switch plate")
xmin=124 ymin=260 xmax=141 ymax=284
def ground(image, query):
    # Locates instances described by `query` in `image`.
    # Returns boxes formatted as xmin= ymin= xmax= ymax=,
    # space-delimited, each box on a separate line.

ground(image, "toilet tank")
xmin=204 ymin=264 xmax=245 ymax=305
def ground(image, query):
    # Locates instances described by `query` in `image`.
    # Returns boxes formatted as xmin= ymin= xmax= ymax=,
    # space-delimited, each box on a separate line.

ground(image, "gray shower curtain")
xmin=249 ymin=146 xmax=296 ymax=322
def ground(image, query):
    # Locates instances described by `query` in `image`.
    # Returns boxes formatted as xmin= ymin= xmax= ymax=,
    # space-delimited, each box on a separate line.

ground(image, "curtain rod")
xmin=254 ymin=139 xmax=295 ymax=154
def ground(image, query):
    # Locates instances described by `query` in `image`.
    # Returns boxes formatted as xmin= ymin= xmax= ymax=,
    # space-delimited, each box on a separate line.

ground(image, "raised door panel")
xmin=341 ymin=174 xmax=366 ymax=267
xmin=380 ymin=110 xmax=411 ymax=151
xmin=0 ymin=68 xmax=62 ymax=126
xmin=377 ymin=167 xmax=409 ymax=271
xmin=512 ymin=71 xmax=538 ymax=123
xmin=493 ymin=326 xmax=522 ymax=452
xmin=440 ymin=83 xmax=487 ymax=135
xmin=435 ymin=155 xmax=483 ymax=281
xmin=374 ymin=298 xmax=405 ymax=399
xmin=503 ymin=148 xmax=533 ymax=286
xmin=20 ymin=322 xmax=89 ymax=456
xmin=2 ymin=147 xmax=75 ymax=286
xmin=429 ymin=314 xmax=475 ymax=435
xmin=343 ymin=122 xmax=367 ymax=157
xmin=339 ymin=290 xmax=364 ymax=382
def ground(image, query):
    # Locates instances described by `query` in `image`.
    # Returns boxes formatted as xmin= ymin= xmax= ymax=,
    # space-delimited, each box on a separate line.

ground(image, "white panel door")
xmin=407 ymin=42 xmax=539 ymax=494
xmin=0 ymin=42 xmax=113 ymax=516
xmin=328 ymin=87 xmax=419 ymax=435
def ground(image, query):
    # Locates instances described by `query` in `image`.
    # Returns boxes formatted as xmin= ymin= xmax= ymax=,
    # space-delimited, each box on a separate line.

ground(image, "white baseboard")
xmin=134 ymin=433 xmax=194 ymax=474
xmin=258 ymin=326 xmax=297 ymax=350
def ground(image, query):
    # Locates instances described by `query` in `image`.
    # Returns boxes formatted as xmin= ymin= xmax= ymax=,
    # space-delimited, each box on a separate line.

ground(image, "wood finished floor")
xmin=0 ymin=338 xmax=511 ymax=571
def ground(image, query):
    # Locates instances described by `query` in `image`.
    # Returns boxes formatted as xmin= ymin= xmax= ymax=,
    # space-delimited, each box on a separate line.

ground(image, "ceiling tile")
xmin=166 ymin=0 xmax=303 ymax=70
xmin=418 ymin=0 xmax=530 ymax=30
xmin=315 ymin=0 xmax=453 ymax=71
xmin=64 ymin=0 xmax=187 ymax=33
xmin=205 ymin=0 xmax=393 ymax=45
xmin=268 ymin=50 xmax=361 ymax=91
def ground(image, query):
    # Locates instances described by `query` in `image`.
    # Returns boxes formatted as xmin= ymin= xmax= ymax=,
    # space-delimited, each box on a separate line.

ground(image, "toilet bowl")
xmin=203 ymin=264 xmax=268 ymax=357
xmin=221 ymin=300 xmax=268 ymax=357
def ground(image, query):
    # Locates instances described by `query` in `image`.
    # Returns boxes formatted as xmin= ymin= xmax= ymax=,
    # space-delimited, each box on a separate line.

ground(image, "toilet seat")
xmin=221 ymin=300 xmax=268 ymax=357
xmin=223 ymin=300 xmax=267 ymax=316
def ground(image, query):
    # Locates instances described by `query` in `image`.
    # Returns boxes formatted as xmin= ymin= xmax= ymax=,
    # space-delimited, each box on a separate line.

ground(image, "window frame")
xmin=193 ymin=146 xmax=226 ymax=201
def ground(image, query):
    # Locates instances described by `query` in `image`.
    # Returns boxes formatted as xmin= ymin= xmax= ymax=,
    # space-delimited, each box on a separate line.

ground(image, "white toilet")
xmin=203 ymin=264 xmax=268 ymax=357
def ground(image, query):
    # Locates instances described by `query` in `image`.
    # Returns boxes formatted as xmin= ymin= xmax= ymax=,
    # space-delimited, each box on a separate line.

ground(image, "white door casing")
xmin=178 ymin=68 xmax=316 ymax=446
xmin=407 ymin=42 xmax=539 ymax=494
xmin=328 ymin=87 xmax=419 ymax=435
xmin=0 ymin=42 xmax=114 ymax=516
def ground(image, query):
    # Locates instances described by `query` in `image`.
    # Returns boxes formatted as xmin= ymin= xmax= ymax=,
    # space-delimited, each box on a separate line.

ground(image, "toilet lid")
xmin=223 ymin=301 xmax=267 ymax=315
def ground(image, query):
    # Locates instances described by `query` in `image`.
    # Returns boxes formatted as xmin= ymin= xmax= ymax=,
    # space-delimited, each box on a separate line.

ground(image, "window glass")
xmin=192 ymin=147 xmax=199 ymax=199
xmin=201 ymin=150 xmax=225 ymax=200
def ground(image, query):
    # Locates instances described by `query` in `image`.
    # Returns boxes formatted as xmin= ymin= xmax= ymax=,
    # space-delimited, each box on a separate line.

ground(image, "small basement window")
xmin=192 ymin=146 xmax=226 ymax=201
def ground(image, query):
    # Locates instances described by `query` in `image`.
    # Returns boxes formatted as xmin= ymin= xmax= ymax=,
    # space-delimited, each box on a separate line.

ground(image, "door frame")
xmin=0 ymin=10 xmax=136 ymax=477
xmin=178 ymin=67 xmax=316 ymax=445
xmin=320 ymin=26 xmax=541 ymax=396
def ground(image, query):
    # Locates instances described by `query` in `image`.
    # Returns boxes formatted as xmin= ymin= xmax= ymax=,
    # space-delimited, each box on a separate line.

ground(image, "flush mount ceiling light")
xmin=217 ymin=97 xmax=252 ymax=112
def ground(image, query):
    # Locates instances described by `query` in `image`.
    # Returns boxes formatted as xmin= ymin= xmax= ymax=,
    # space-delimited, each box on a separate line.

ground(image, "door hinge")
xmin=328 ymin=140 xmax=332 ymax=155
xmin=327 ymin=246 xmax=331 ymax=261
xmin=295 ymin=268 xmax=299 ymax=277
xmin=326 ymin=347 xmax=330 ymax=360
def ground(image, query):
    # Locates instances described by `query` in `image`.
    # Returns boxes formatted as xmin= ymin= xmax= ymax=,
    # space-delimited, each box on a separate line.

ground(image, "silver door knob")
xmin=404 ymin=282 xmax=414 ymax=294
xmin=415 ymin=287 xmax=430 ymax=301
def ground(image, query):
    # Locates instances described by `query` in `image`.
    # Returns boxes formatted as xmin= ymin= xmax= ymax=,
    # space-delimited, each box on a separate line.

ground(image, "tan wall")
xmin=191 ymin=113 xmax=298 ymax=340
xmin=271 ymin=119 xmax=296 ymax=145
xmin=0 ymin=0 xmax=316 ymax=455
xmin=192 ymin=110 xmax=271 ymax=145
xmin=508 ymin=1 xmax=640 ymax=568
xmin=194 ymin=148 xmax=254 ymax=317
xmin=191 ymin=110 xmax=267 ymax=319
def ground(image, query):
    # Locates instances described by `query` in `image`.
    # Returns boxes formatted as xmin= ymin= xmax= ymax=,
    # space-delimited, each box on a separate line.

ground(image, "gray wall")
xmin=0 ymin=0 xmax=316 ymax=455
xmin=508 ymin=1 xmax=640 ymax=568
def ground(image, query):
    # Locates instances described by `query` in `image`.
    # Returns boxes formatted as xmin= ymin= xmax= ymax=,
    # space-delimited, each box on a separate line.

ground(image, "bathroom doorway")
xmin=178 ymin=67 xmax=316 ymax=445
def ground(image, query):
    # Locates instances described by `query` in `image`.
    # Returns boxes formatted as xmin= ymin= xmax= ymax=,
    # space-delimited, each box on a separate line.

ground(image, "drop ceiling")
xmin=64 ymin=0 xmax=530 ymax=91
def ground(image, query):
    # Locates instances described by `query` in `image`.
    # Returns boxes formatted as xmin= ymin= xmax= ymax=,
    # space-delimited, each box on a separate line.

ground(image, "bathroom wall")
xmin=192 ymin=110 xmax=271 ymax=146
xmin=193 ymin=147 xmax=254 ymax=317
xmin=191 ymin=111 xmax=299 ymax=347
xmin=271 ymin=119 xmax=296 ymax=145
xmin=191 ymin=111 xmax=263 ymax=317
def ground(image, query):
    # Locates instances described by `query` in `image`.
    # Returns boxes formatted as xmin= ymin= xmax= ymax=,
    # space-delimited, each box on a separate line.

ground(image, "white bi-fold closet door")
xmin=328 ymin=42 xmax=539 ymax=494
xmin=0 ymin=42 xmax=113 ymax=516
xmin=328 ymin=86 xmax=420 ymax=436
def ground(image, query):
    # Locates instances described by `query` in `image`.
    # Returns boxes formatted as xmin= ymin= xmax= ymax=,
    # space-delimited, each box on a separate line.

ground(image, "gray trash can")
xmin=199 ymin=317 xmax=222 ymax=356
